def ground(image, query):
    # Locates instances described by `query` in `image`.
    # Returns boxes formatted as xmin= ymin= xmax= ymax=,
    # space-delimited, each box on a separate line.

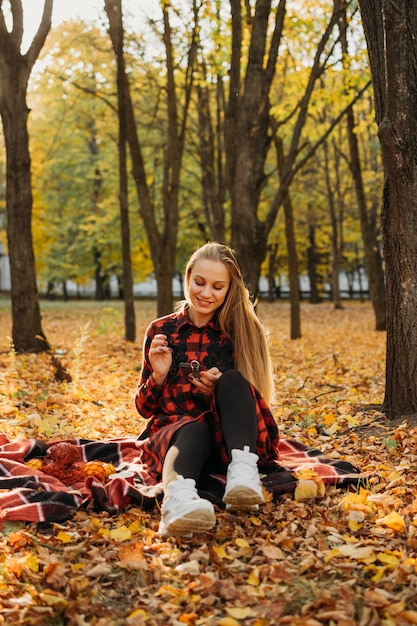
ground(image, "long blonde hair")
xmin=183 ymin=242 xmax=275 ymax=405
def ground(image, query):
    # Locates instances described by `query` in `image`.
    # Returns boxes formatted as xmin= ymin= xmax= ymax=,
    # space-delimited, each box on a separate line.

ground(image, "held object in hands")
xmin=179 ymin=360 xmax=201 ymax=380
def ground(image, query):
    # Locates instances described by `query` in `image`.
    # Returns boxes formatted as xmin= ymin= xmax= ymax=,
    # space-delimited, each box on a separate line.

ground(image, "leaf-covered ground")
xmin=1 ymin=298 xmax=417 ymax=626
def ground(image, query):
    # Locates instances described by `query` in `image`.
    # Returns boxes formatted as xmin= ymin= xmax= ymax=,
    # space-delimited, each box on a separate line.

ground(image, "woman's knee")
xmin=215 ymin=369 xmax=248 ymax=397
xmin=171 ymin=421 xmax=211 ymax=450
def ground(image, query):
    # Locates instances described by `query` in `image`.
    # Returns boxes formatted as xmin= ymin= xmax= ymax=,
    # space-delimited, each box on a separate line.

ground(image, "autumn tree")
xmin=0 ymin=0 xmax=52 ymax=352
xmin=225 ymin=0 xmax=348 ymax=298
xmin=104 ymin=1 xmax=199 ymax=317
xmin=104 ymin=0 xmax=135 ymax=341
xmin=358 ymin=0 xmax=417 ymax=417
xmin=339 ymin=6 xmax=386 ymax=330
xmin=29 ymin=21 xmax=148 ymax=305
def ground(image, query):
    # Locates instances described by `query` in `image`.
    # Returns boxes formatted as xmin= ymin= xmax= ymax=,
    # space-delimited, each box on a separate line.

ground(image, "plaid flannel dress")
xmin=135 ymin=306 xmax=279 ymax=482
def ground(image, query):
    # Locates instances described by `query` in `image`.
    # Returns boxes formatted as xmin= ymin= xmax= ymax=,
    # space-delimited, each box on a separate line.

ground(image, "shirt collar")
xmin=177 ymin=304 xmax=220 ymax=330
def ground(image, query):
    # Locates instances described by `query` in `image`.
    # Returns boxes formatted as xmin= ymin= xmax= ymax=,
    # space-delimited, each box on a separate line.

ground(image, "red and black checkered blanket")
xmin=0 ymin=434 xmax=368 ymax=526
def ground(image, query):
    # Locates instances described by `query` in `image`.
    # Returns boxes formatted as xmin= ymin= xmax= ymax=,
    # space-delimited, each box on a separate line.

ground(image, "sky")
xmin=22 ymin=0 xmax=155 ymax=25
xmin=18 ymin=0 xmax=157 ymax=48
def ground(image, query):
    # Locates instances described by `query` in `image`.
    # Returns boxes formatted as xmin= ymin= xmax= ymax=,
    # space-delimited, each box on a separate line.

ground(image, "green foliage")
xmin=16 ymin=1 xmax=380 ymax=297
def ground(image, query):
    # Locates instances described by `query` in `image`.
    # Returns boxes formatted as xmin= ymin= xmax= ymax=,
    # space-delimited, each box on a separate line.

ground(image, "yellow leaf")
xmin=38 ymin=592 xmax=67 ymax=608
xmin=371 ymin=566 xmax=387 ymax=583
xmin=110 ymin=525 xmax=132 ymax=542
xmin=213 ymin=545 xmax=233 ymax=560
xmin=127 ymin=608 xmax=149 ymax=620
xmin=218 ymin=619 xmax=240 ymax=626
xmin=235 ymin=538 xmax=250 ymax=548
xmin=129 ymin=520 xmax=144 ymax=535
xmin=323 ymin=412 xmax=337 ymax=425
xmin=348 ymin=518 xmax=363 ymax=532
xmin=56 ymin=531 xmax=73 ymax=544
xmin=247 ymin=566 xmax=260 ymax=586
xmin=249 ymin=516 xmax=261 ymax=526
xmin=25 ymin=553 xmax=39 ymax=572
xmin=376 ymin=511 xmax=405 ymax=533
xmin=347 ymin=510 xmax=366 ymax=531
xmin=341 ymin=488 xmax=372 ymax=514
xmin=296 ymin=468 xmax=320 ymax=481
xmin=226 ymin=607 xmax=257 ymax=619
xmin=70 ymin=563 xmax=85 ymax=572
xmin=377 ymin=552 xmax=400 ymax=566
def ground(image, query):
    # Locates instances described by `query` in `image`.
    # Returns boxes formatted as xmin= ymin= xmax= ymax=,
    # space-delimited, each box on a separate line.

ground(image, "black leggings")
xmin=165 ymin=370 xmax=258 ymax=482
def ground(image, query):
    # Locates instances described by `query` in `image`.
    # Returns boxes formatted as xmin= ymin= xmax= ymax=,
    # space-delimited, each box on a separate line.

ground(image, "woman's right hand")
xmin=149 ymin=334 xmax=172 ymax=385
xmin=192 ymin=367 xmax=222 ymax=395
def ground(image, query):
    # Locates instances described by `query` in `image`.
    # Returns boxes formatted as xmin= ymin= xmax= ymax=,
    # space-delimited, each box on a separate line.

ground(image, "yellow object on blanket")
xmin=83 ymin=461 xmax=116 ymax=482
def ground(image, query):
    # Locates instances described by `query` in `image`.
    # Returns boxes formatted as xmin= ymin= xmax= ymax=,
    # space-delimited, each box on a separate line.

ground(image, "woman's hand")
xmin=191 ymin=367 xmax=222 ymax=394
xmin=149 ymin=334 xmax=172 ymax=385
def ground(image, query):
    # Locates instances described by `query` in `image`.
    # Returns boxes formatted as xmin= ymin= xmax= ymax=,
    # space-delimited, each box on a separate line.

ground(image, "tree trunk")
xmin=105 ymin=1 xmax=198 ymax=318
xmin=104 ymin=0 xmax=136 ymax=342
xmin=225 ymin=0 xmax=347 ymax=299
xmin=0 ymin=1 xmax=53 ymax=352
xmin=307 ymin=219 xmax=321 ymax=304
xmin=196 ymin=76 xmax=226 ymax=243
xmin=226 ymin=0 xmax=286 ymax=297
xmin=323 ymin=141 xmax=343 ymax=310
xmin=283 ymin=192 xmax=301 ymax=339
xmin=358 ymin=0 xmax=417 ymax=417
xmin=339 ymin=5 xmax=386 ymax=329
xmin=267 ymin=243 xmax=278 ymax=303
xmin=275 ymin=136 xmax=301 ymax=338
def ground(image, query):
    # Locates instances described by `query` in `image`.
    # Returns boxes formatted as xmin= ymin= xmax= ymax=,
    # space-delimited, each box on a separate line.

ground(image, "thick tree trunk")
xmin=196 ymin=79 xmax=226 ymax=243
xmin=3 ymin=106 xmax=48 ymax=351
xmin=227 ymin=0 xmax=285 ymax=298
xmin=0 ymin=0 xmax=52 ymax=352
xmin=358 ymin=0 xmax=417 ymax=417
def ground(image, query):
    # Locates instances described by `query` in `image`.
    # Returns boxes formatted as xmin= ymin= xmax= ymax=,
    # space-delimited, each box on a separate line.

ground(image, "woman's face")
xmin=187 ymin=259 xmax=230 ymax=326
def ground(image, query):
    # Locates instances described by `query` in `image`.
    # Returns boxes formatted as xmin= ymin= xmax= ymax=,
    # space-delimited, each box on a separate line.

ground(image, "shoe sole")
xmin=223 ymin=486 xmax=264 ymax=508
xmin=162 ymin=510 xmax=216 ymax=535
xmin=225 ymin=502 xmax=260 ymax=512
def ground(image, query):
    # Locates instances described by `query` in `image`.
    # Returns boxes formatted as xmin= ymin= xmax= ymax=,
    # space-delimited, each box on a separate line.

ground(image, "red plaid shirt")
xmin=135 ymin=306 xmax=279 ymax=479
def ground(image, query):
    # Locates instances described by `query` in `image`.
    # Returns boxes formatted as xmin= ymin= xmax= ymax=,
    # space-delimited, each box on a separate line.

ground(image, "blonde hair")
xmin=183 ymin=242 xmax=275 ymax=405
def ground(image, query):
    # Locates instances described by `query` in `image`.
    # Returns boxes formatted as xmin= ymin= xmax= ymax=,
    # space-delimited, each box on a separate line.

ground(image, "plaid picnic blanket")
xmin=0 ymin=434 xmax=368 ymax=526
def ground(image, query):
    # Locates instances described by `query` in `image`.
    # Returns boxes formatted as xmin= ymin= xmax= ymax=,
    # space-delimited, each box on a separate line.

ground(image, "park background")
xmin=1 ymin=1 xmax=417 ymax=625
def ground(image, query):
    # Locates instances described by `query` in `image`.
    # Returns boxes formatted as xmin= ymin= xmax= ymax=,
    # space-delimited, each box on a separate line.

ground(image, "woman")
xmin=135 ymin=242 xmax=279 ymax=535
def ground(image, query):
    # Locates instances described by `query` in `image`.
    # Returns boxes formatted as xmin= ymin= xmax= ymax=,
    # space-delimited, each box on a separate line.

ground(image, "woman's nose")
xmin=201 ymin=284 xmax=212 ymax=297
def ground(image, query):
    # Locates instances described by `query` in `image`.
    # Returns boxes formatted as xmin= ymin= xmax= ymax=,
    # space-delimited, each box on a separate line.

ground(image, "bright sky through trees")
xmin=18 ymin=0 xmax=158 ymax=50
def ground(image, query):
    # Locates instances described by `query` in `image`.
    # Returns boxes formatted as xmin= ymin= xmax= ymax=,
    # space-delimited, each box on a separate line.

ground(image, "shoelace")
xmin=228 ymin=458 xmax=258 ymax=482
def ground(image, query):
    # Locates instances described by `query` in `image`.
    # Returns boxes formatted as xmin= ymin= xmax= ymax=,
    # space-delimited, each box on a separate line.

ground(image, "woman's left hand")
xmin=191 ymin=367 xmax=222 ymax=394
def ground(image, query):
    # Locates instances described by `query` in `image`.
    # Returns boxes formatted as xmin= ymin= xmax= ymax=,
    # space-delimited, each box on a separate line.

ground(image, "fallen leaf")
xmin=375 ymin=511 xmax=405 ymax=533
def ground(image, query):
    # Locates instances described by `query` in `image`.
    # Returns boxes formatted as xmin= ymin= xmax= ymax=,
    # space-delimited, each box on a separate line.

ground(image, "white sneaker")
xmin=158 ymin=475 xmax=216 ymax=535
xmin=223 ymin=446 xmax=264 ymax=510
